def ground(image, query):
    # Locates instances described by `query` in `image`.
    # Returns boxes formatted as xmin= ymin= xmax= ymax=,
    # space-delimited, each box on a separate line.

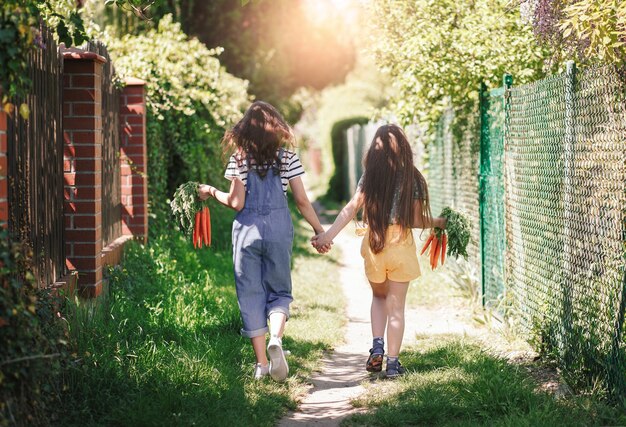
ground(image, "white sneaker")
xmin=267 ymin=336 xmax=289 ymax=382
xmin=254 ymin=363 xmax=270 ymax=380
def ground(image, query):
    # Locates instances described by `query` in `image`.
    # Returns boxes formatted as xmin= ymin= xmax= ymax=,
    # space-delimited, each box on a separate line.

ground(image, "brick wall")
xmin=120 ymin=78 xmax=148 ymax=242
xmin=62 ymin=50 xmax=106 ymax=297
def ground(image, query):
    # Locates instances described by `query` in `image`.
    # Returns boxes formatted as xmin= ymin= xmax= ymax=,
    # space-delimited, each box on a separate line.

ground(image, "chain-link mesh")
xmin=480 ymin=86 xmax=507 ymax=311
xmin=506 ymin=64 xmax=626 ymax=396
xmin=427 ymin=63 xmax=626 ymax=398
xmin=428 ymin=108 xmax=481 ymax=267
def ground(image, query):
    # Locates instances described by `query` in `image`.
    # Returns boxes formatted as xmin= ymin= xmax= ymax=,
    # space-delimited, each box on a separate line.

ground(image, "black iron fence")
xmin=7 ymin=28 xmax=65 ymax=287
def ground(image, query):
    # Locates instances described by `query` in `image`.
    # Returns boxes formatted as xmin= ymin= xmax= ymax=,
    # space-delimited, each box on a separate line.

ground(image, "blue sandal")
xmin=385 ymin=358 xmax=406 ymax=379
xmin=366 ymin=346 xmax=385 ymax=372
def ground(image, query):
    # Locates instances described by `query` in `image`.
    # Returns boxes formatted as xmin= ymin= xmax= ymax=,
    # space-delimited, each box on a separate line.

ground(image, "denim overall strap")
xmin=243 ymin=148 xmax=287 ymax=214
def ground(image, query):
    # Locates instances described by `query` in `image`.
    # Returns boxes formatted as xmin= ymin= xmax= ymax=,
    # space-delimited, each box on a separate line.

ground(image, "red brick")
xmin=0 ymin=180 xmax=6 ymax=199
xmin=0 ymin=202 xmax=7 ymax=221
xmin=126 ymin=193 xmax=146 ymax=205
xmin=65 ymin=243 xmax=73 ymax=258
xmin=74 ymin=159 xmax=102 ymax=173
xmin=64 ymin=160 xmax=72 ymax=172
xmin=0 ymin=134 xmax=6 ymax=153
xmin=65 ymin=226 xmax=101 ymax=241
xmin=70 ymin=131 xmax=98 ymax=144
xmin=69 ymin=200 xmax=102 ymax=214
xmin=0 ymin=112 xmax=6 ymax=131
xmin=67 ymin=257 xmax=98 ymax=271
xmin=120 ymin=164 xmax=132 ymax=176
xmin=125 ymin=175 xmax=145 ymax=186
xmin=71 ymin=103 xmax=99 ymax=117
xmin=121 ymin=145 xmax=146 ymax=156
xmin=125 ymin=215 xmax=146 ymax=225
xmin=64 ymin=88 xmax=97 ymax=103
xmin=74 ymin=242 xmax=101 ymax=257
xmin=74 ymin=172 xmax=102 ymax=186
xmin=0 ymin=156 xmax=6 ymax=177
xmin=122 ymin=86 xmax=144 ymax=96
xmin=125 ymin=135 xmax=145 ymax=147
xmin=72 ymin=145 xmax=101 ymax=158
xmin=123 ymin=96 xmax=145 ymax=106
xmin=75 ymin=186 xmax=101 ymax=200
xmin=73 ymin=215 xmax=97 ymax=229
xmin=122 ymin=116 xmax=144 ymax=127
xmin=71 ymin=75 xmax=99 ymax=88
xmin=64 ymin=173 xmax=76 ymax=187
xmin=64 ymin=216 xmax=73 ymax=229
xmin=63 ymin=103 xmax=71 ymax=117
xmin=64 ymin=117 xmax=101 ymax=131
xmin=120 ymin=104 xmax=144 ymax=115
xmin=64 ymin=60 xmax=98 ymax=74
xmin=122 ymin=205 xmax=147 ymax=216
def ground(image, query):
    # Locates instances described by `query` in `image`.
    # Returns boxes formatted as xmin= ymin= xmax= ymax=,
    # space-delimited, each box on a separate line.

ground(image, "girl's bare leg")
xmin=385 ymin=280 xmax=409 ymax=357
xmin=251 ymin=336 xmax=268 ymax=365
xmin=269 ymin=312 xmax=287 ymax=338
xmin=370 ymin=280 xmax=390 ymax=338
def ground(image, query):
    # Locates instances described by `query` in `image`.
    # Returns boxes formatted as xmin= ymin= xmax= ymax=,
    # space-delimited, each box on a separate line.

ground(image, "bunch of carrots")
xmin=170 ymin=181 xmax=212 ymax=250
xmin=193 ymin=206 xmax=211 ymax=249
xmin=420 ymin=230 xmax=447 ymax=270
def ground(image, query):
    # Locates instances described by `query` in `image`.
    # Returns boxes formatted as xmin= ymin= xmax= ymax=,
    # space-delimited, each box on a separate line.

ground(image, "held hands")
xmin=311 ymin=231 xmax=333 ymax=254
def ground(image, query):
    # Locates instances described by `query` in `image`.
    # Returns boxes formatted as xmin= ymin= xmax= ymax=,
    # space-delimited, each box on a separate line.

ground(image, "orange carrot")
xmin=204 ymin=206 xmax=211 ymax=247
xmin=194 ymin=210 xmax=202 ymax=249
xmin=420 ymin=234 xmax=434 ymax=255
xmin=430 ymin=236 xmax=439 ymax=269
xmin=441 ymin=233 xmax=447 ymax=264
xmin=432 ymin=237 xmax=441 ymax=270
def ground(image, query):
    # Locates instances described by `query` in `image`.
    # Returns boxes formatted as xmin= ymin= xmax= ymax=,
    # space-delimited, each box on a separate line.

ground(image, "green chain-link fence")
xmin=428 ymin=63 xmax=626 ymax=398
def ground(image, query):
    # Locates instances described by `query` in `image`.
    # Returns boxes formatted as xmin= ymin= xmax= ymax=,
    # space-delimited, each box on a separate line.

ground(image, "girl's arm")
xmin=412 ymin=200 xmax=447 ymax=229
xmin=312 ymin=190 xmax=364 ymax=248
xmin=289 ymin=177 xmax=324 ymax=235
xmin=198 ymin=178 xmax=245 ymax=211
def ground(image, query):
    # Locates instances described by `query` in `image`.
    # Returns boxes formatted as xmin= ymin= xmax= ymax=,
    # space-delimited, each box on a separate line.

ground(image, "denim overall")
xmin=232 ymin=153 xmax=294 ymax=338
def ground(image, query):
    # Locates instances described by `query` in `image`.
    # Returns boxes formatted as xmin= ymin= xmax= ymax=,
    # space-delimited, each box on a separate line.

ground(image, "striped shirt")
xmin=224 ymin=150 xmax=305 ymax=195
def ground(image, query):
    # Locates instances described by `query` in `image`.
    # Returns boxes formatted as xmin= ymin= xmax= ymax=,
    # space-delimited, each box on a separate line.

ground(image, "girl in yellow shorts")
xmin=312 ymin=124 xmax=447 ymax=378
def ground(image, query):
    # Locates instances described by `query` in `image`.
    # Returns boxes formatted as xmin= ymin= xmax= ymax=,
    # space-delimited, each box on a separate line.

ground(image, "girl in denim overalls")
xmin=313 ymin=124 xmax=447 ymax=378
xmin=199 ymin=101 xmax=329 ymax=381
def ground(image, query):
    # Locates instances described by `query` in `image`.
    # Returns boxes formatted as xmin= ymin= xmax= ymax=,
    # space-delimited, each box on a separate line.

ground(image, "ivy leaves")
xmin=0 ymin=0 xmax=154 ymax=120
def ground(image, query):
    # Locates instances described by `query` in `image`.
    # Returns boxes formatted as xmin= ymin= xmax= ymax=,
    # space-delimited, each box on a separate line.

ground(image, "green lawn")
xmin=58 ymin=212 xmax=344 ymax=426
xmin=344 ymin=334 xmax=626 ymax=426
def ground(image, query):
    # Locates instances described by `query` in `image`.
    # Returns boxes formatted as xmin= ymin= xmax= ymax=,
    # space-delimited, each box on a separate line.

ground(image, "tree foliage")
xmin=101 ymin=16 xmax=249 ymax=240
xmin=370 ymin=0 xmax=550 ymax=127
xmin=85 ymin=0 xmax=357 ymax=117
xmin=524 ymin=0 xmax=626 ymax=64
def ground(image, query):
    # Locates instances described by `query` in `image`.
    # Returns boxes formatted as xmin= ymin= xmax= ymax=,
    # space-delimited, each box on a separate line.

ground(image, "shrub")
xmin=101 ymin=15 xmax=249 ymax=243
xmin=325 ymin=117 xmax=369 ymax=202
xmin=0 ymin=231 xmax=68 ymax=426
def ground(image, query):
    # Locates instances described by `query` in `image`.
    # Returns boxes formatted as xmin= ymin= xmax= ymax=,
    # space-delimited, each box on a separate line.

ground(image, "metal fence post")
xmin=561 ymin=60 xmax=576 ymax=362
xmin=478 ymin=82 xmax=489 ymax=307
xmin=502 ymin=73 xmax=513 ymax=313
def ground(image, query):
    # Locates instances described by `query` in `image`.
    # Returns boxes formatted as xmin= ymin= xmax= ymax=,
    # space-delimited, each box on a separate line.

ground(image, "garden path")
xmin=278 ymin=218 xmax=482 ymax=426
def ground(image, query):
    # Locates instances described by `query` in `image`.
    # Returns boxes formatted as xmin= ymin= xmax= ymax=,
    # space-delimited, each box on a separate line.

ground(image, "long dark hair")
xmin=222 ymin=101 xmax=295 ymax=177
xmin=361 ymin=124 xmax=431 ymax=254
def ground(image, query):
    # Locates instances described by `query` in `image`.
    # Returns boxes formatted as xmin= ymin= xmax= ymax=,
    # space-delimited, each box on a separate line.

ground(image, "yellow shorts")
xmin=360 ymin=225 xmax=421 ymax=284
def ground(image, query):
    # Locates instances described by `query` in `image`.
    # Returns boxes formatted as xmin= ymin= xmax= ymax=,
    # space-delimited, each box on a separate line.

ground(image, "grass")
xmin=344 ymin=335 xmax=626 ymax=426
xmin=57 ymin=207 xmax=344 ymax=426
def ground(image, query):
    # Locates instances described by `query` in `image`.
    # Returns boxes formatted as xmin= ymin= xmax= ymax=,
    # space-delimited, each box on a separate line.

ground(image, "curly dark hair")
xmin=222 ymin=101 xmax=295 ymax=177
